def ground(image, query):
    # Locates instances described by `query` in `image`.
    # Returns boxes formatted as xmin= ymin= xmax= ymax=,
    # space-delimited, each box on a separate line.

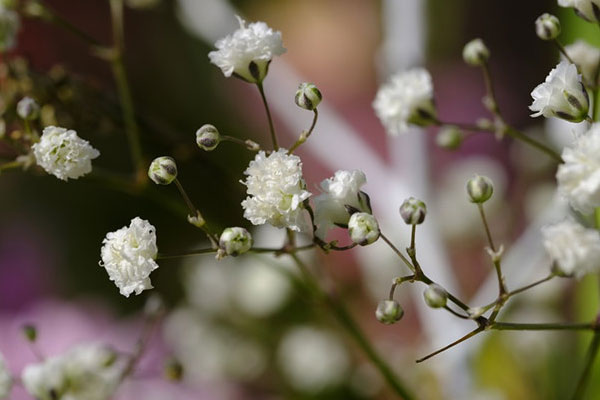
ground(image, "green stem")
xmin=379 ymin=232 xmax=415 ymax=273
xmin=491 ymin=322 xmax=595 ymax=331
xmin=572 ymin=330 xmax=600 ymax=400
xmin=416 ymin=328 xmax=484 ymax=363
xmin=504 ymin=126 xmax=562 ymax=162
xmin=288 ymin=109 xmax=318 ymax=154
xmin=156 ymin=244 xmax=316 ymax=260
xmin=256 ymin=82 xmax=279 ymax=150
xmin=476 ymin=203 xmax=507 ymax=297
xmin=596 ymin=208 xmax=600 ymax=230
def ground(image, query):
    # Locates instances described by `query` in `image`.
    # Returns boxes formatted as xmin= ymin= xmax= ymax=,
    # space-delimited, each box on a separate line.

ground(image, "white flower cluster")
xmin=32 ymin=126 xmax=100 ymax=181
xmin=22 ymin=343 xmax=119 ymax=400
xmin=558 ymin=0 xmax=600 ymax=22
xmin=209 ymin=16 xmax=286 ymax=83
xmin=100 ymin=217 xmax=159 ymax=297
xmin=373 ymin=68 xmax=436 ymax=135
xmin=542 ymin=219 xmax=600 ymax=277
xmin=0 ymin=354 xmax=11 ymax=399
xmin=241 ymin=149 xmax=311 ymax=231
xmin=556 ymin=124 xmax=600 ymax=214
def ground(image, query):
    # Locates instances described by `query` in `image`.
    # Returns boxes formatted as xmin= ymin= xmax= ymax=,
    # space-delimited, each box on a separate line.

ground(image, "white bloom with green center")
xmin=208 ymin=16 xmax=286 ymax=83
xmin=100 ymin=217 xmax=159 ymax=297
xmin=558 ymin=0 xmax=600 ymax=22
xmin=529 ymin=61 xmax=589 ymax=122
xmin=32 ymin=126 xmax=100 ymax=181
xmin=564 ymin=40 xmax=600 ymax=85
xmin=542 ymin=219 xmax=600 ymax=277
xmin=0 ymin=6 xmax=18 ymax=52
xmin=348 ymin=212 xmax=380 ymax=246
xmin=373 ymin=68 xmax=436 ymax=135
xmin=557 ymin=124 xmax=600 ymax=214
xmin=241 ymin=149 xmax=311 ymax=231
xmin=219 ymin=227 xmax=252 ymax=256
xmin=0 ymin=353 xmax=11 ymax=399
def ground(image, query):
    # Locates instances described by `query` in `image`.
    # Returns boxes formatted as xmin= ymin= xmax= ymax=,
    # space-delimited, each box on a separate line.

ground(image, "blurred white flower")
xmin=556 ymin=123 xmax=600 ymax=214
xmin=241 ymin=149 xmax=311 ymax=232
xmin=313 ymin=169 xmax=370 ymax=240
xmin=373 ymin=68 xmax=436 ymax=135
xmin=32 ymin=126 xmax=100 ymax=181
xmin=277 ymin=326 xmax=349 ymax=393
xmin=0 ymin=353 xmax=11 ymax=399
xmin=542 ymin=219 xmax=600 ymax=277
xmin=462 ymin=38 xmax=490 ymax=66
xmin=558 ymin=0 xmax=600 ymax=22
xmin=100 ymin=217 xmax=159 ymax=297
xmin=545 ymin=115 xmax=588 ymax=150
xmin=0 ymin=6 xmax=18 ymax=52
xmin=529 ymin=61 xmax=589 ymax=122
xmin=564 ymin=40 xmax=600 ymax=85
xmin=208 ymin=16 xmax=286 ymax=83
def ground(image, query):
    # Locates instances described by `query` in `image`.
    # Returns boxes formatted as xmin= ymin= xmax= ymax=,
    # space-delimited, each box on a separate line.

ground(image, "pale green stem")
xmin=256 ymin=82 xmax=278 ymax=150
xmin=288 ymin=109 xmax=318 ymax=154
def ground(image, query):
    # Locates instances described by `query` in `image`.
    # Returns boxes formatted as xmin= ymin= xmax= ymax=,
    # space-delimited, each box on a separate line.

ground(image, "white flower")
xmin=542 ymin=219 xmax=600 ymax=277
xmin=462 ymin=38 xmax=490 ymax=66
xmin=558 ymin=0 xmax=600 ymax=22
xmin=32 ymin=126 xmax=100 ymax=181
xmin=529 ymin=61 xmax=589 ymax=122
xmin=241 ymin=149 xmax=311 ymax=231
xmin=564 ymin=40 xmax=600 ymax=85
xmin=100 ymin=217 xmax=159 ymax=297
xmin=313 ymin=169 xmax=370 ymax=240
xmin=208 ymin=16 xmax=286 ymax=83
xmin=557 ymin=124 xmax=600 ymax=214
xmin=0 ymin=6 xmax=19 ymax=52
xmin=0 ymin=353 xmax=11 ymax=399
xmin=373 ymin=68 xmax=436 ymax=135
xmin=22 ymin=357 xmax=67 ymax=400
xmin=348 ymin=212 xmax=380 ymax=246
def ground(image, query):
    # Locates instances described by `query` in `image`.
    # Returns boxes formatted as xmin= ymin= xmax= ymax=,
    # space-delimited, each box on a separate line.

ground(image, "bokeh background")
xmin=1 ymin=0 xmax=600 ymax=399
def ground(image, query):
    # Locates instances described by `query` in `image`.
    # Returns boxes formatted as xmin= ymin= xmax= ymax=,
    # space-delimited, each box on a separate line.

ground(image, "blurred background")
xmin=1 ymin=0 xmax=600 ymax=399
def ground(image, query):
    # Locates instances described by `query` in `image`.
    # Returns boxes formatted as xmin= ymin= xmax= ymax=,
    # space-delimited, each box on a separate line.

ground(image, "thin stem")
xmin=443 ymin=305 xmax=470 ymax=319
xmin=416 ymin=328 xmax=484 ymax=363
xmin=379 ymin=232 xmax=415 ymax=273
xmin=554 ymin=39 xmax=576 ymax=65
xmin=481 ymin=63 xmax=499 ymax=114
xmin=410 ymin=224 xmax=416 ymax=252
xmin=477 ymin=203 xmax=507 ymax=297
xmin=435 ymin=121 xmax=483 ymax=132
xmin=288 ymin=109 xmax=319 ymax=154
xmin=256 ymin=82 xmax=278 ymax=150
xmin=480 ymin=273 xmax=556 ymax=313
xmin=174 ymin=178 xmax=198 ymax=216
xmin=0 ymin=160 xmax=22 ymax=173
xmin=504 ymin=126 xmax=562 ymax=162
xmin=572 ymin=331 xmax=600 ymax=399
xmin=389 ymin=275 xmax=416 ymax=300
xmin=221 ymin=135 xmax=260 ymax=151
xmin=491 ymin=321 xmax=595 ymax=331
xmin=595 ymin=207 xmax=600 ymax=230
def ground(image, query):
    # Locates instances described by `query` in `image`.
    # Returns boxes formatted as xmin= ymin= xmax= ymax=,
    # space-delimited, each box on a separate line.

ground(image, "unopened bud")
xmin=375 ymin=300 xmax=404 ymax=324
xmin=22 ymin=324 xmax=37 ymax=342
xmin=148 ymin=156 xmax=177 ymax=185
xmin=295 ymin=82 xmax=322 ymax=110
xmin=348 ymin=212 xmax=380 ymax=246
xmin=466 ymin=175 xmax=494 ymax=203
xmin=436 ymin=126 xmax=463 ymax=149
xmin=399 ymin=197 xmax=427 ymax=225
xmin=219 ymin=227 xmax=252 ymax=257
xmin=17 ymin=97 xmax=40 ymax=120
xmin=164 ymin=358 xmax=184 ymax=381
xmin=196 ymin=124 xmax=220 ymax=151
xmin=187 ymin=211 xmax=205 ymax=228
xmin=245 ymin=139 xmax=260 ymax=151
xmin=423 ymin=284 xmax=448 ymax=308
xmin=462 ymin=38 xmax=490 ymax=66
xmin=535 ymin=13 xmax=561 ymax=40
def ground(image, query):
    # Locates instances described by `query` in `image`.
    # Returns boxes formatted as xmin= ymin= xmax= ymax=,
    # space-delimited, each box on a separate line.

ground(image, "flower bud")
xmin=196 ymin=124 xmax=220 ymax=151
xmin=295 ymin=82 xmax=322 ymax=110
xmin=187 ymin=211 xmax=206 ymax=228
xmin=466 ymin=175 xmax=494 ymax=203
xmin=22 ymin=324 xmax=37 ymax=342
xmin=148 ymin=156 xmax=177 ymax=185
xmin=219 ymin=227 xmax=252 ymax=257
xmin=375 ymin=300 xmax=404 ymax=324
xmin=462 ymin=38 xmax=490 ymax=66
xmin=535 ymin=13 xmax=561 ymax=41
xmin=17 ymin=97 xmax=40 ymax=121
xmin=423 ymin=284 xmax=448 ymax=308
xmin=164 ymin=358 xmax=184 ymax=381
xmin=399 ymin=197 xmax=427 ymax=225
xmin=348 ymin=212 xmax=380 ymax=246
xmin=436 ymin=126 xmax=463 ymax=150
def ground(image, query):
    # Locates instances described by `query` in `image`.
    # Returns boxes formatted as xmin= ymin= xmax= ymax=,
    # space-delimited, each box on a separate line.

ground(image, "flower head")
xmin=542 ymin=219 xmax=600 ymax=277
xmin=373 ymin=68 xmax=436 ymax=135
xmin=462 ymin=38 xmax=490 ymax=66
xmin=564 ymin=40 xmax=600 ymax=85
xmin=557 ymin=124 xmax=600 ymax=214
xmin=218 ymin=227 xmax=253 ymax=257
xmin=375 ymin=300 xmax=404 ymax=325
xmin=529 ymin=61 xmax=589 ymax=122
xmin=558 ymin=0 xmax=600 ymax=22
xmin=0 ymin=353 xmax=11 ymax=399
xmin=241 ymin=149 xmax=311 ymax=231
xmin=208 ymin=16 xmax=286 ymax=83
xmin=100 ymin=217 xmax=159 ymax=297
xmin=535 ymin=13 xmax=561 ymax=40
xmin=348 ymin=212 xmax=380 ymax=246
xmin=32 ymin=126 xmax=100 ymax=181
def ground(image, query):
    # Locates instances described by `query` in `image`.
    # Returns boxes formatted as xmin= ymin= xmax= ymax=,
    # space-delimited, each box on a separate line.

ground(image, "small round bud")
xmin=187 ymin=211 xmax=206 ymax=228
xmin=295 ymin=82 xmax=322 ymax=110
xmin=375 ymin=300 xmax=404 ymax=324
xmin=435 ymin=126 xmax=463 ymax=150
xmin=462 ymin=38 xmax=490 ymax=66
xmin=22 ymin=324 xmax=37 ymax=342
xmin=348 ymin=212 xmax=380 ymax=246
xmin=399 ymin=197 xmax=427 ymax=225
xmin=423 ymin=284 xmax=448 ymax=308
xmin=466 ymin=175 xmax=494 ymax=203
xmin=196 ymin=124 xmax=220 ymax=151
xmin=17 ymin=97 xmax=40 ymax=121
xmin=535 ymin=13 xmax=561 ymax=41
xmin=148 ymin=156 xmax=177 ymax=185
xmin=219 ymin=227 xmax=253 ymax=257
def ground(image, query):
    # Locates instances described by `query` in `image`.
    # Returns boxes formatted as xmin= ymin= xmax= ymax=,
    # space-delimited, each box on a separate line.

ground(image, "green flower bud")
xmin=423 ymin=284 xmax=448 ymax=308
xmin=436 ymin=126 xmax=463 ymax=150
xmin=375 ymin=300 xmax=404 ymax=324
xmin=17 ymin=97 xmax=40 ymax=121
xmin=295 ymin=82 xmax=322 ymax=110
xmin=219 ymin=227 xmax=253 ymax=257
xmin=535 ymin=13 xmax=561 ymax=41
xmin=348 ymin=212 xmax=380 ymax=246
xmin=22 ymin=324 xmax=37 ymax=342
xmin=466 ymin=175 xmax=494 ymax=203
xmin=399 ymin=197 xmax=427 ymax=225
xmin=196 ymin=124 xmax=220 ymax=151
xmin=462 ymin=38 xmax=490 ymax=66
xmin=148 ymin=156 xmax=178 ymax=185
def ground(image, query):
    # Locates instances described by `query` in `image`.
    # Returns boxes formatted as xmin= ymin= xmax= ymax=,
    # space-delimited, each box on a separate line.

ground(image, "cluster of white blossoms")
xmin=0 ymin=353 xmax=11 ymax=399
xmin=558 ymin=0 xmax=600 ymax=22
xmin=542 ymin=219 xmax=600 ymax=277
xmin=564 ymin=40 xmax=600 ymax=85
xmin=372 ymin=68 xmax=436 ymax=136
xmin=32 ymin=126 xmax=100 ymax=181
xmin=556 ymin=124 xmax=600 ymax=214
xmin=208 ymin=16 xmax=286 ymax=83
xmin=529 ymin=61 xmax=589 ymax=122
xmin=100 ymin=217 xmax=159 ymax=297
xmin=22 ymin=343 xmax=119 ymax=400
xmin=241 ymin=149 xmax=311 ymax=232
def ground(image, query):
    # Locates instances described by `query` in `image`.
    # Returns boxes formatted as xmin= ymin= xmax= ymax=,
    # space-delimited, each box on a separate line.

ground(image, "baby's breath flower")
xmin=196 ymin=124 xmax=220 ymax=151
xmin=241 ymin=149 xmax=311 ymax=231
xmin=219 ymin=227 xmax=252 ymax=257
xmin=0 ymin=6 xmax=18 ymax=52
xmin=529 ymin=61 xmax=589 ymax=122
xmin=558 ymin=0 xmax=600 ymax=22
xmin=208 ymin=16 xmax=286 ymax=83
xmin=542 ymin=219 xmax=600 ymax=277
xmin=295 ymin=82 xmax=322 ymax=110
xmin=148 ymin=156 xmax=177 ymax=185
xmin=32 ymin=126 xmax=100 ymax=181
xmin=564 ymin=40 xmax=600 ymax=85
xmin=423 ymin=284 xmax=448 ymax=308
xmin=16 ymin=96 xmax=39 ymax=120
xmin=466 ymin=175 xmax=494 ymax=203
xmin=535 ymin=13 xmax=561 ymax=40
xmin=100 ymin=217 xmax=159 ymax=297
xmin=399 ymin=197 xmax=427 ymax=225
xmin=0 ymin=354 xmax=11 ymax=399
xmin=373 ymin=68 xmax=436 ymax=135
xmin=375 ymin=300 xmax=404 ymax=325
xmin=348 ymin=212 xmax=380 ymax=246
xmin=462 ymin=38 xmax=490 ymax=66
